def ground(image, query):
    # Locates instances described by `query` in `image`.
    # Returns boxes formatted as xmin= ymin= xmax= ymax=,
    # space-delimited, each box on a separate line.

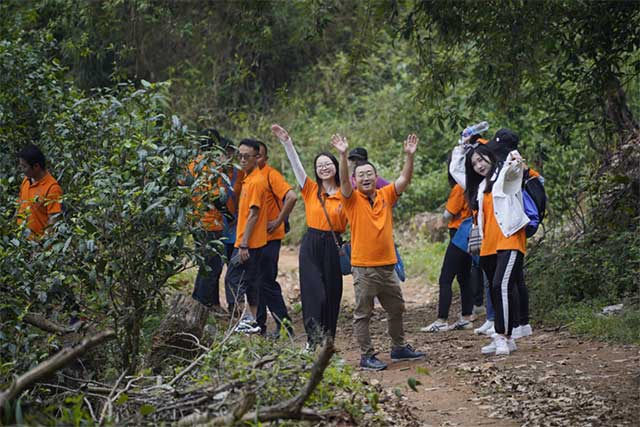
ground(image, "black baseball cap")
xmin=348 ymin=147 xmax=368 ymax=161
xmin=487 ymin=128 xmax=520 ymax=161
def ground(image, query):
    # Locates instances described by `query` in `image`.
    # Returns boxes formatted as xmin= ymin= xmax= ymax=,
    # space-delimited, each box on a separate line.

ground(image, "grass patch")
xmin=538 ymin=301 xmax=640 ymax=345
xmin=400 ymin=237 xmax=447 ymax=284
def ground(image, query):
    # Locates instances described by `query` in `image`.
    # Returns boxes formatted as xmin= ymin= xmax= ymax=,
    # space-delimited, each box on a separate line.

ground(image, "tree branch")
xmin=0 ymin=329 xmax=116 ymax=414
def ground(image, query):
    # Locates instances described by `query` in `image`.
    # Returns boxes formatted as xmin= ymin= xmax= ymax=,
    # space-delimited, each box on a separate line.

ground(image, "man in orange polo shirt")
xmin=17 ymin=144 xmax=63 ymax=237
xmin=224 ymin=139 xmax=269 ymax=334
xmin=255 ymin=141 xmax=297 ymax=337
xmin=332 ymin=133 xmax=425 ymax=371
xmin=187 ymin=130 xmax=229 ymax=316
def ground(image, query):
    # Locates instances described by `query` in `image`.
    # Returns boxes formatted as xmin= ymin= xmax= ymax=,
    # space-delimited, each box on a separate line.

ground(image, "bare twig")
xmin=177 ymin=338 xmax=339 ymax=427
xmin=97 ymin=370 xmax=127 ymax=425
xmin=0 ymin=329 xmax=115 ymax=414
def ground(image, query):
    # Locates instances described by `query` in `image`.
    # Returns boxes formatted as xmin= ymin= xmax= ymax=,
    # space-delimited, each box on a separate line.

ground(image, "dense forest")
xmin=1 ymin=1 xmax=639 ymax=425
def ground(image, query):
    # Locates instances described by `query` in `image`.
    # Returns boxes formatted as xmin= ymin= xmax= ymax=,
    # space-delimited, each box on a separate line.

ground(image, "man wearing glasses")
xmin=224 ymin=139 xmax=269 ymax=334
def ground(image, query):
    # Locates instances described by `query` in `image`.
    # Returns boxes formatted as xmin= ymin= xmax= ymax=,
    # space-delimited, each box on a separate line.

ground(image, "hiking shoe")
xmin=235 ymin=317 xmax=261 ymax=334
xmin=420 ymin=320 xmax=449 ymax=333
xmin=512 ymin=324 xmax=533 ymax=339
xmin=474 ymin=320 xmax=494 ymax=335
xmin=481 ymin=335 xmax=517 ymax=355
xmin=390 ymin=344 xmax=426 ymax=362
xmin=360 ymin=354 xmax=387 ymax=371
xmin=450 ymin=318 xmax=473 ymax=331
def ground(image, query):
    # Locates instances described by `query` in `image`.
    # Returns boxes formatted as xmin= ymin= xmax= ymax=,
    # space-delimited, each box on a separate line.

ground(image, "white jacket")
xmin=449 ymin=145 xmax=530 ymax=239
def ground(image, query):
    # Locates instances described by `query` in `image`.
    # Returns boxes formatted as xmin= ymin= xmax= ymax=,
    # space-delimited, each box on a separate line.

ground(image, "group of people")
xmin=15 ymin=123 xmax=539 ymax=371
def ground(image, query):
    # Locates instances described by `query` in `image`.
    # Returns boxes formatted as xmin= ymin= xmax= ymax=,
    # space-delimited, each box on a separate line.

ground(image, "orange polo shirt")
xmin=480 ymin=193 xmax=526 ymax=257
xmin=235 ymin=167 xmax=268 ymax=249
xmin=188 ymin=157 xmax=224 ymax=232
xmin=260 ymin=164 xmax=293 ymax=241
xmin=301 ymin=178 xmax=347 ymax=233
xmin=340 ymin=184 xmax=398 ymax=267
xmin=445 ymin=184 xmax=471 ymax=230
xmin=17 ymin=172 xmax=63 ymax=236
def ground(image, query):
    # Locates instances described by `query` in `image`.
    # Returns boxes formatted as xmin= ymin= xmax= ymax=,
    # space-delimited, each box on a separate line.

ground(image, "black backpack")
xmin=522 ymin=169 xmax=547 ymax=236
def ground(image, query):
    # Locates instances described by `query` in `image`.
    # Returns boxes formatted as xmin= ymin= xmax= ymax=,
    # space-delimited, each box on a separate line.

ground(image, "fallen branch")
xmin=178 ymin=338 xmax=341 ymax=427
xmin=0 ymin=329 xmax=116 ymax=414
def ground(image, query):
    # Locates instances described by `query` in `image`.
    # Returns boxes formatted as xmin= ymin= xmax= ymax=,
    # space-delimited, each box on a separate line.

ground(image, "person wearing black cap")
xmin=486 ymin=128 xmax=537 ymax=340
xmin=347 ymin=147 xmax=390 ymax=189
xmin=449 ymin=134 xmax=530 ymax=356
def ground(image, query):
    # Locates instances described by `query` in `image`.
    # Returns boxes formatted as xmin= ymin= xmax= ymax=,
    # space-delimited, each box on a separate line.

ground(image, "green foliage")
xmin=402 ymin=238 xmax=447 ymax=284
xmin=0 ymin=33 xmax=220 ymax=375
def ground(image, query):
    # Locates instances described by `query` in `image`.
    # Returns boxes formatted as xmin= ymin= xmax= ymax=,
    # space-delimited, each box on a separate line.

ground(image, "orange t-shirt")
xmin=235 ymin=167 xmax=268 ymax=249
xmin=445 ymin=184 xmax=471 ymax=229
xmin=188 ymin=157 xmax=224 ymax=232
xmin=301 ymin=178 xmax=347 ymax=233
xmin=480 ymin=193 xmax=526 ymax=256
xmin=260 ymin=164 xmax=293 ymax=241
xmin=527 ymin=167 xmax=541 ymax=179
xmin=17 ymin=172 xmax=63 ymax=236
xmin=340 ymin=184 xmax=398 ymax=267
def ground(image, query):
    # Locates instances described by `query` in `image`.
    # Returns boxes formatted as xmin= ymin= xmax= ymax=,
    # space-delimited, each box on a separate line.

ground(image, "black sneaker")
xmin=360 ymin=354 xmax=387 ymax=371
xmin=390 ymin=344 xmax=426 ymax=362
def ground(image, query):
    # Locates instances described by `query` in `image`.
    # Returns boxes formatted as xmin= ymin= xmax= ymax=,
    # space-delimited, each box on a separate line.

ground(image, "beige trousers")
xmin=352 ymin=265 xmax=406 ymax=356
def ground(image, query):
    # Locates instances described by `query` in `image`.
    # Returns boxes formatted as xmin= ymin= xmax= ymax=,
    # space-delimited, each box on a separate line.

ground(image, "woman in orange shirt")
xmin=271 ymin=124 xmax=348 ymax=350
xmin=452 ymin=141 xmax=529 ymax=356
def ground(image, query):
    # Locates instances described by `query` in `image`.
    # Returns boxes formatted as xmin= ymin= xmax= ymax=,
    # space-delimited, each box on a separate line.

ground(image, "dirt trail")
xmin=273 ymin=246 xmax=640 ymax=426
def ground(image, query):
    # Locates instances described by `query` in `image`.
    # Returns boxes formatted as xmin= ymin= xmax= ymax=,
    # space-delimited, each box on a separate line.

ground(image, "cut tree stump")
xmin=146 ymin=294 xmax=210 ymax=373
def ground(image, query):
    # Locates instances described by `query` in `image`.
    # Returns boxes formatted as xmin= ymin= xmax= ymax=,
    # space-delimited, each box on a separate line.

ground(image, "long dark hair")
xmin=314 ymin=151 xmax=340 ymax=199
xmin=464 ymin=144 xmax=498 ymax=211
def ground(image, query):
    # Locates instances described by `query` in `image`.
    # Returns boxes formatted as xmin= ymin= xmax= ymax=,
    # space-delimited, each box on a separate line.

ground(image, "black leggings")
xmin=437 ymin=242 xmax=473 ymax=319
xmin=299 ymin=228 xmax=343 ymax=344
xmin=480 ymin=250 xmax=524 ymax=336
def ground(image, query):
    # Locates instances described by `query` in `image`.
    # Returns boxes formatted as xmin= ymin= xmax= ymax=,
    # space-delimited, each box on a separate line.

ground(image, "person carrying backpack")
xmin=450 ymin=133 xmax=529 ymax=356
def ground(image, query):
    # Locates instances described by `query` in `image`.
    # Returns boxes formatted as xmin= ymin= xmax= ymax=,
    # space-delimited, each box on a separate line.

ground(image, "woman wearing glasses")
xmin=271 ymin=124 xmax=347 ymax=351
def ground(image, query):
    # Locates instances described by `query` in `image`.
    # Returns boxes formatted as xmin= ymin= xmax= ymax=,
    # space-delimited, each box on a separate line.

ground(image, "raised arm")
xmin=394 ymin=134 xmax=418 ymax=195
xmin=271 ymin=124 xmax=306 ymax=188
xmin=331 ymin=134 xmax=353 ymax=198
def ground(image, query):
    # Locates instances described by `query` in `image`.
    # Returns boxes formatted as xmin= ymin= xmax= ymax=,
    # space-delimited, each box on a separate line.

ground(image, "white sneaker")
xmin=474 ymin=320 xmax=494 ymax=335
xmin=420 ymin=320 xmax=449 ymax=333
xmin=235 ymin=316 xmax=261 ymax=334
xmin=481 ymin=335 xmax=516 ymax=355
xmin=512 ymin=324 xmax=533 ymax=339
xmin=450 ymin=318 xmax=473 ymax=330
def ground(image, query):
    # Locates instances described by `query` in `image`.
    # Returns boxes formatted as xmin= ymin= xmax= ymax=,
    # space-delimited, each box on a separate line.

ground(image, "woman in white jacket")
xmin=450 ymin=141 xmax=529 ymax=356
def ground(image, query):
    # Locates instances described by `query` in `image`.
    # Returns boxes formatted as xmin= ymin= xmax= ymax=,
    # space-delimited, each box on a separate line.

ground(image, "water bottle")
xmin=461 ymin=121 xmax=489 ymax=138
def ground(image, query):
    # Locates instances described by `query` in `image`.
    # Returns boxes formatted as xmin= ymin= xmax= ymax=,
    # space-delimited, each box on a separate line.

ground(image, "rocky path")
xmin=274 ymin=246 xmax=640 ymax=426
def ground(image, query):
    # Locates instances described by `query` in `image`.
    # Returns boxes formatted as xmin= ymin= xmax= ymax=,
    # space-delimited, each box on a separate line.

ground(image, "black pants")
xmin=192 ymin=230 xmax=223 ymax=307
xmin=256 ymin=239 xmax=292 ymax=334
xmin=299 ymin=228 xmax=343 ymax=344
xmin=224 ymin=246 xmax=264 ymax=316
xmin=470 ymin=262 xmax=485 ymax=307
xmin=480 ymin=250 xmax=524 ymax=336
xmin=437 ymin=242 xmax=473 ymax=319
xmin=516 ymin=267 xmax=529 ymax=326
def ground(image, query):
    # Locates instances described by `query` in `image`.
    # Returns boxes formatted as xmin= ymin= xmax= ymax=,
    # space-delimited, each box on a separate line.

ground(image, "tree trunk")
xmin=146 ymin=294 xmax=210 ymax=373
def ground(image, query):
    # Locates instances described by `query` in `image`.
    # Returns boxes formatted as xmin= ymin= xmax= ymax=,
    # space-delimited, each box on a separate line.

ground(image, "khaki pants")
xmin=352 ymin=265 xmax=405 ymax=356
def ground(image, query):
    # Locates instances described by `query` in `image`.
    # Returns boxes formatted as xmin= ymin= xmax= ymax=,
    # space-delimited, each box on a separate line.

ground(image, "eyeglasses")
xmin=237 ymin=153 xmax=257 ymax=160
xmin=316 ymin=163 xmax=335 ymax=170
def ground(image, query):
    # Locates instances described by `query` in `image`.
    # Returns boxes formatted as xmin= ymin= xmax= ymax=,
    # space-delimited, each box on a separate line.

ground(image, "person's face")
xmin=257 ymin=145 xmax=267 ymax=168
xmin=237 ymin=144 xmax=258 ymax=172
xmin=354 ymin=164 xmax=377 ymax=194
xmin=315 ymin=155 xmax=336 ymax=181
xmin=471 ymin=152 xmax=493 ymax=177
xmin=19 ymin=158 xmax=38 ymax=179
